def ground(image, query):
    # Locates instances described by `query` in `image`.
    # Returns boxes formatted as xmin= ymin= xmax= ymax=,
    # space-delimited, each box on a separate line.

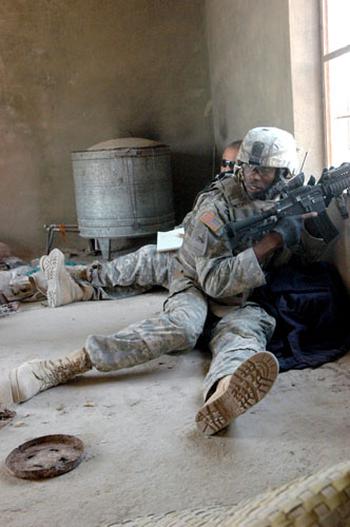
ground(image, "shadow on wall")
xmin=171 ymin=152 xmax=213 ymax=223
xmin=114 ymin=129 xmax=214 ymax=223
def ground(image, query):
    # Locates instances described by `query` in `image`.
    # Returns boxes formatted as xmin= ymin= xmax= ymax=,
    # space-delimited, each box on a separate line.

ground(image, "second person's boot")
xmin=40 ymin=249 xmax=93 ymax=307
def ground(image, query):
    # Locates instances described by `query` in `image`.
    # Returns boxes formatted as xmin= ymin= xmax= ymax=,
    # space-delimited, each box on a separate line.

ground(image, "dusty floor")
xmin=0 ymin=293 xmax=349 ymax=527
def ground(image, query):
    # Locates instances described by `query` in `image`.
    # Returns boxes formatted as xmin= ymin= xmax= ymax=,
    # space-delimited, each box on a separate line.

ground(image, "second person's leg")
xmin=42 ymin=246 xmax=173 ymax=307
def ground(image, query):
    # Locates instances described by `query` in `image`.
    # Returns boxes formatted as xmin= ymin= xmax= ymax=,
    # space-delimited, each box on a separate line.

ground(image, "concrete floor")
xmin=0 ymin=293 xmax=349 ymax=527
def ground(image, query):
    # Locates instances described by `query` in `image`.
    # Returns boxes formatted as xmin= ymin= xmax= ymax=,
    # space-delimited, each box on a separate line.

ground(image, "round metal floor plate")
xmin=5 ymin=434 xmax=85 ymax=480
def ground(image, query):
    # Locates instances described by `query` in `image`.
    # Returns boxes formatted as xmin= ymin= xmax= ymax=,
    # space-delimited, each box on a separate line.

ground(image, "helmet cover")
xmin=238 ymin=127 xmax=298 ymax=175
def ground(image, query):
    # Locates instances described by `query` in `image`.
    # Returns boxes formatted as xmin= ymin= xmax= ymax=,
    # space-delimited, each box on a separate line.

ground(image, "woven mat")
xmin=110 ymin=461 xmax=350 ymax=526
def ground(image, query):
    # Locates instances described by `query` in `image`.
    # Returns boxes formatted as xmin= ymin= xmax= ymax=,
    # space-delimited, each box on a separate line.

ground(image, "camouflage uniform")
xmin=83 ymin=179 xmax=226 ymax=300
xmin=85 ymin=244 xmax=174 ymax=299
xmin=3 ymin=245 xmax=174 ymax=303
xmin=4 ymin=174 xmax=227 ymax=304
xmin=85 ymin=173 xmax=325 ymax=399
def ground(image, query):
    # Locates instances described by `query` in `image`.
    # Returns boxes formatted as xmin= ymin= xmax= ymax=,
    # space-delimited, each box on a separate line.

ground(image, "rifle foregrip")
xmin=306 ymin=211 xmax=339 ymax=243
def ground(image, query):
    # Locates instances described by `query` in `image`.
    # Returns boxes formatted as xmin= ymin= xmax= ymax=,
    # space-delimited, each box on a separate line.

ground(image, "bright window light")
xmin=322 ymin=0 xmax=350 ymax=165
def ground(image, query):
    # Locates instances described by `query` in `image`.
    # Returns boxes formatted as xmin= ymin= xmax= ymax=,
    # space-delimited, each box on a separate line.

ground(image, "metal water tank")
xmin=72 ymin=138 xmax=175 ymax=259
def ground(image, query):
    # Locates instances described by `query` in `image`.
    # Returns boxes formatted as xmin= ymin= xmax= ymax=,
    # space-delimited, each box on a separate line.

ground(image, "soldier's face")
xmin=220 ymin=147 xmax=239 ymax=172
xmin=242 ymin=165 xmax=276 ymax=199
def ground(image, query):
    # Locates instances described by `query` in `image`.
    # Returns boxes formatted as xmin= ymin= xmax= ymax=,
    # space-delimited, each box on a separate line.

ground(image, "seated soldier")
xmin=1 ymin=127 xmax=334 ymax=438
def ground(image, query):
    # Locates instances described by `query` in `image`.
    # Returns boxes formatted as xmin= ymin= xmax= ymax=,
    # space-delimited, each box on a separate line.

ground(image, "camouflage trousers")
xmin=5 ymin=245 xmax=173 ymax=302
xmin=85 ymin=287 xmax=276 ymax=399
xmin=84 ymin=245 xmax=174 ymax=299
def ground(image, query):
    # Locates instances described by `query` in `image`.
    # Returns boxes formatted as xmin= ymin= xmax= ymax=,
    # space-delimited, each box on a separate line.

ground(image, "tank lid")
xmin=86 ymin=137 xmax=167 ymax=151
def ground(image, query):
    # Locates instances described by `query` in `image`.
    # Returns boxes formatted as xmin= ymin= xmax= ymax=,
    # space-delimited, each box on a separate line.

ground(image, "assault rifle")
xmin=224 ymin=163 xmax=350 ymax=251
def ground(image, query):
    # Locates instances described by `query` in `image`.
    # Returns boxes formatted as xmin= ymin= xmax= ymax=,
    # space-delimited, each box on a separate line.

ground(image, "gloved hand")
xmin=272 ymin=215 xmax=303 ymax=248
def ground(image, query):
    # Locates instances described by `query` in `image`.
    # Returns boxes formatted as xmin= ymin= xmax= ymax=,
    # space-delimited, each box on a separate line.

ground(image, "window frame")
xmin=321 ymin=0 xmax=350 ymax=165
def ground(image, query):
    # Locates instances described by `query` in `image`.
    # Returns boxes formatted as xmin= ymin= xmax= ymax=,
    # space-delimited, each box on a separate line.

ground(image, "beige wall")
xmin=0 ymin=0 xmax=213 ymax=256
xmin=205 ymin=0 xmax=294 ymax=152
xmin=205 ymin=0 xmax=324 ymax=175
xmin=0 ymin=0 xmax=326 ymax=257
xmin=289 ymin=0 xmax=325 ymax=175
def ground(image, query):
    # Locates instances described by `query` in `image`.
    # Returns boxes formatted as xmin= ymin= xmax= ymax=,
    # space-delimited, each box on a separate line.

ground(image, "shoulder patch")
xmin=199 ymin=211 xmax=223 ymax=234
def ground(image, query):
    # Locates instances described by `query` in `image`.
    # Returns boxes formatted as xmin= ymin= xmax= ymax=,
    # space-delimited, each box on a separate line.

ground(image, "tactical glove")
xmin=272 ymin=215 xmax=303 ymax=248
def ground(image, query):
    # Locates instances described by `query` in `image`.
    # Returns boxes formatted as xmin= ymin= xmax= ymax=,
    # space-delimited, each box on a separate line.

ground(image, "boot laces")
xmin=32 ymin=358 xmax=80 ymax=390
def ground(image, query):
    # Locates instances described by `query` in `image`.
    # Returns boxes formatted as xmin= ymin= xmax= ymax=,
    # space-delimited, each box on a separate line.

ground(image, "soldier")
xmin=219 ymin=140 xmax=242 ymax=173
xmin=5 ymin=141 xmax=242 ymax=307
xmin=1 ymin=128 xmax=323 ymax=436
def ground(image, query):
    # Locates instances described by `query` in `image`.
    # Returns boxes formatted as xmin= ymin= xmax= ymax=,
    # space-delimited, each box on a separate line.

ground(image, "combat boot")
xmin=40 ymin=249 xmax=93 ymax=307
xmin=0 ymin=348 xmax=92 ymax=404
xmin=195 ymin=351 xmax=279 ymax=436
xmin=10 ymin=272 xmax=48 ymax=302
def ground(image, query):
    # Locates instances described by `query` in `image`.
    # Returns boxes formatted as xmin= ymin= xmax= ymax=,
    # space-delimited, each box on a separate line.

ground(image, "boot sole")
xmin=195 ymin=351 xmax=279 ymax=436
xmin=42 ymin=249 xmax=65 ymax=308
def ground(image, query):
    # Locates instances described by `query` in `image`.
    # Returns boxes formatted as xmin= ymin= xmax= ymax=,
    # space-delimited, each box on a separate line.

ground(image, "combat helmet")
xmin=238 ymin=127 xmax=298 ymax=175
xmin=237 ymin=127 xmax=300 ymax=199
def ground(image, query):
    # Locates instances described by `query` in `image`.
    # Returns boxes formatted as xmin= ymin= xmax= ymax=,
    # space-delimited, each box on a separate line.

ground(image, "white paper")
xmin=157 ymin=227 xmax=184 ymax=252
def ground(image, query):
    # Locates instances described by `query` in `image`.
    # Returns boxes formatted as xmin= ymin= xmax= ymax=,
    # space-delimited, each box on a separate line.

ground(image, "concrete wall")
xmin=0 ymin=0 xmax=326 ymax=257
xmin=289 ymin=0 xmax=325 ymax=175
xmin=205 ymin=0 xmax=324 ymax=175
xmin=0 ymin=0 xmax=213 ymax=256
xmin=205 ymin=0 xmax=294 ymax=152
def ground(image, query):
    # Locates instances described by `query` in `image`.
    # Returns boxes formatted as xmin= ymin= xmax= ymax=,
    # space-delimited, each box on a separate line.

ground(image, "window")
xmin=322 ymin=0 xmax=350 ymax=165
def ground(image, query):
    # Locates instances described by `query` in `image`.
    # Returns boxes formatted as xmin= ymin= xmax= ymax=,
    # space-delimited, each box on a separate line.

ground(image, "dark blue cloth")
xmin=252 ymin=261 xmax=350 ymax=371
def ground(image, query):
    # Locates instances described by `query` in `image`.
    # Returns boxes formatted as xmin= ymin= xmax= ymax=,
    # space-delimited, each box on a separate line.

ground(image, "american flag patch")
xmin=199 ymin=211 xmax=223 ymax=233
